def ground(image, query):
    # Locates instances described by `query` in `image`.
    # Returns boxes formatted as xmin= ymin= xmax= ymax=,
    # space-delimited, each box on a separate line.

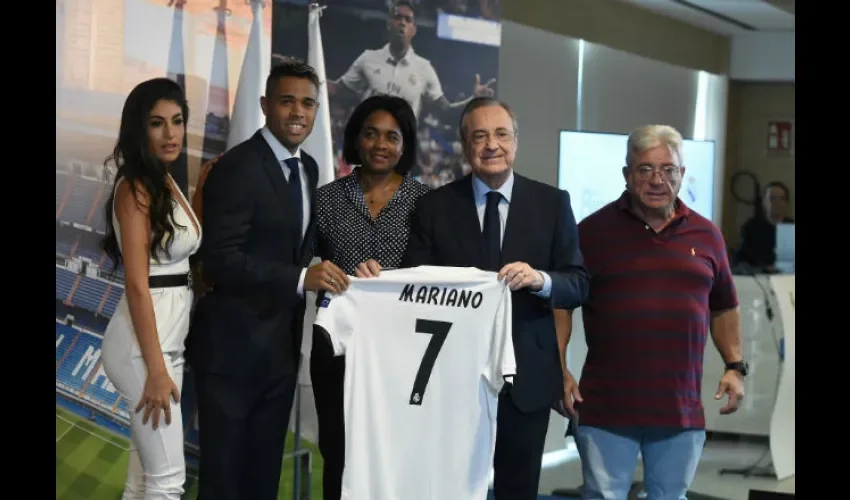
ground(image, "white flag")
xmin=227 ymin=1 xmax=270 ymax=150
xmin=166 ymin=3 xmax=186 ymax=89
xmin=302 ymin=3 xmax=335 ymax=187
xmin=296 ymin=6 xmax=335 ymax=441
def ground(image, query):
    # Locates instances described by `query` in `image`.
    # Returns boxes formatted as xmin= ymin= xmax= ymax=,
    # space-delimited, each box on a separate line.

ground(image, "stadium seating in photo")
xmin=56 ymin=171 xmax=108 ymax=234
xmin=55 ymin=320 xmax=201 ymax=452
xmin=55 ymin=266 xmax=123 ymax=318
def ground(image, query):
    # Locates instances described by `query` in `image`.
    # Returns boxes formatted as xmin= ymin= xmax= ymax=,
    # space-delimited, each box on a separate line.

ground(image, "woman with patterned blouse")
xmin=311 ymin=94 xmax=430 ymax=500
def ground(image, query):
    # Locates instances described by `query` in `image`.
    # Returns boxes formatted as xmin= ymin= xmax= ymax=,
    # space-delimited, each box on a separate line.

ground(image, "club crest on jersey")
xmin=320 ymin=296 xmax=331 ymax=308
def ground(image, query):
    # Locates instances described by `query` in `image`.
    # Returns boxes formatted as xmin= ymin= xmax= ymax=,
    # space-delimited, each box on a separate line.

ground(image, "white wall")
xmin=497 ymin=22 xmax=580 ymax=188
xmin=730 ymin=32 xmax=795 ymax=82
xmin=498 ymin=20 xmax=729 ymax=226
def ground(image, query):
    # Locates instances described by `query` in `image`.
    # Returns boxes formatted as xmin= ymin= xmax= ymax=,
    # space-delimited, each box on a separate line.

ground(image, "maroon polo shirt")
xmin=576 ymin=191 xmax=738 ymax=429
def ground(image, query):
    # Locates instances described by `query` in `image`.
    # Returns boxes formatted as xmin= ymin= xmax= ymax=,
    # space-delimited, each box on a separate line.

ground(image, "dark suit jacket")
xmin=189 ymin=130 xmax=318 ymax=380
xmin=401 ymin=173 xmax=590 ymax=412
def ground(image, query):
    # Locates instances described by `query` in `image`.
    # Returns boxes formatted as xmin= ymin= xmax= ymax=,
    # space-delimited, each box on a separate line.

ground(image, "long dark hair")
xmin=100 ymin=78 xmax=189 ymax=271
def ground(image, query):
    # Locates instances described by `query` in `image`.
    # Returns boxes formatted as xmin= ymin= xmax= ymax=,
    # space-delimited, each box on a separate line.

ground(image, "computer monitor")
xmin=774 ymin=222 xmax=795 ymax=273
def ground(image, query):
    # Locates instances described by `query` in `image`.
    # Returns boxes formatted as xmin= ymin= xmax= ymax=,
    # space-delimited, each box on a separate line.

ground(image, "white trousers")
xmin=103 ymin=344 xmax=186 ymax=500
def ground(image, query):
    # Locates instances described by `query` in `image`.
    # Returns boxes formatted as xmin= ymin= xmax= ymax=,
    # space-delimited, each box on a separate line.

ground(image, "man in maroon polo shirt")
xmin=571 ymin=125 xmax=746 ymax=500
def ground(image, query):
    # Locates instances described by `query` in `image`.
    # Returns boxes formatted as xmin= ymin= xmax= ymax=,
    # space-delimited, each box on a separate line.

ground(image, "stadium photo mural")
xmin=272 ymin=0 xmax=502 ymax=188
xmin=55 ymin=0 xmax=285 ymax=497
xmin=57 ymin=0 xmax=503 ymax=497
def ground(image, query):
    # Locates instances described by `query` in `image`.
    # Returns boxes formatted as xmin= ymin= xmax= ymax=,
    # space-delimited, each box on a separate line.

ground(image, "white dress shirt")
xmin=260 ymin=126 xmax=311 ymax=297
xmin=470 ymin=172 xmax=552 ymax=298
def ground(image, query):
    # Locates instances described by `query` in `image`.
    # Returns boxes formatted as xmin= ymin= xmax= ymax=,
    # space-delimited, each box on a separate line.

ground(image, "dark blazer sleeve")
xmin=547 ymin=189 xmax=590 ymax=310
xmin=401 ymin=195 xmax=436 ymax=268
xmin=200 ymin=150 xmax=302 ymax=302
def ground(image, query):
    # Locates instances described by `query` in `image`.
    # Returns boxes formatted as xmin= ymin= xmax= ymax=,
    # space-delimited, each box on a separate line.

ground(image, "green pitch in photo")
xmin=56 ymin=406 xmax=324 ymax=500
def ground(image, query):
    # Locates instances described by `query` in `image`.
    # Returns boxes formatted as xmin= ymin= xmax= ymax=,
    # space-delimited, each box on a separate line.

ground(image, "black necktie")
xmin=284 ymin=157 xmax=303 ymax=240
xmin=483 ymin=191 xmax=502 ymax=271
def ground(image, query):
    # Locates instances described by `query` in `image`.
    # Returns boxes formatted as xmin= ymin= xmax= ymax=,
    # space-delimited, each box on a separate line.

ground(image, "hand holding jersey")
xmin=353 ymin=258 xmax=383 ymax=278
xmin=496 ymin=261 xmax=545 ymax=291
xmin=305 ymin=260 xmax=350 ymax=294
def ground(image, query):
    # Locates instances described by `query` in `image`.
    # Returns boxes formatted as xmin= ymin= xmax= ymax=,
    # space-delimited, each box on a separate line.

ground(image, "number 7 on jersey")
xmin=409 ymin=319 xmax=453 ymax=406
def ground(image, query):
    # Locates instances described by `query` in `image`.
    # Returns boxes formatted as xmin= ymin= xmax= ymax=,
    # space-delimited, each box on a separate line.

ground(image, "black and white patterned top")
xmin=314 ymin=168 xmax=432 ymax=275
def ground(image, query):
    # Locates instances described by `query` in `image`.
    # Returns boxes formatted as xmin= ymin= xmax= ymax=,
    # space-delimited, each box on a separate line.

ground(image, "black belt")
xmin=149 ymin=273 xmax=190 ymax=289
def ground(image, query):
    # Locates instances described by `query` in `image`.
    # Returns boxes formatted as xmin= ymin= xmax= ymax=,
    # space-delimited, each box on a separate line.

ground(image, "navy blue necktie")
xmin=483 ymin=191 xmax=502 ymax=272
xmin=284 ymin=157 xmax=303 ymax=240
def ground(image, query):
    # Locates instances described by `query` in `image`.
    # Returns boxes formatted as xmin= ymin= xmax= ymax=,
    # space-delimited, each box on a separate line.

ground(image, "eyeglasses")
xmin=469 ymin=130 xmax=515 ymax=145
xmin=633 ymin=165 xmax=681 ymax=181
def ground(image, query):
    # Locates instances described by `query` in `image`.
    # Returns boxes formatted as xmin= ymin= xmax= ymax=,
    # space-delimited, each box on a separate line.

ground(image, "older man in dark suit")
xmin=189 ymin=60 xmax=349 ymax=500
xmin=361 ymin=96 xmax=590 ymax=499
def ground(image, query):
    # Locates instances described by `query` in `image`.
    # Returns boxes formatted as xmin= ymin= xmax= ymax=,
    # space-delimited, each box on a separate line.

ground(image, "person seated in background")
xmin=736 ymin=181 xmax=794 ymax=273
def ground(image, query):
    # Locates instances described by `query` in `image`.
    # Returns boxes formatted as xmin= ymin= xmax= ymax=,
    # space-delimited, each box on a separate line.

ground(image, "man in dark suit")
xmin=370 ymin=96 xmax=589 ymax=499
xmin=189 ymin=61 xmax=349 ymax=500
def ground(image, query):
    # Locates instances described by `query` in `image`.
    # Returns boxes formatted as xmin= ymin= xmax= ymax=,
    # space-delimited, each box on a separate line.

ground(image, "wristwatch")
xmin=725 ymin=360 xmax=749 ymax=376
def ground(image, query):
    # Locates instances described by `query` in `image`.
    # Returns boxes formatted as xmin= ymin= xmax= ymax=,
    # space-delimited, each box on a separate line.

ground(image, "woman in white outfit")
xmin=100 ymin=78 xmax=201 ymax=500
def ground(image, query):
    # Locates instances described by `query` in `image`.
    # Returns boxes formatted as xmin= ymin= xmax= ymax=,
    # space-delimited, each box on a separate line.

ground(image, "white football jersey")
xmin=314 ymin=265 xmax=515 ymax=500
